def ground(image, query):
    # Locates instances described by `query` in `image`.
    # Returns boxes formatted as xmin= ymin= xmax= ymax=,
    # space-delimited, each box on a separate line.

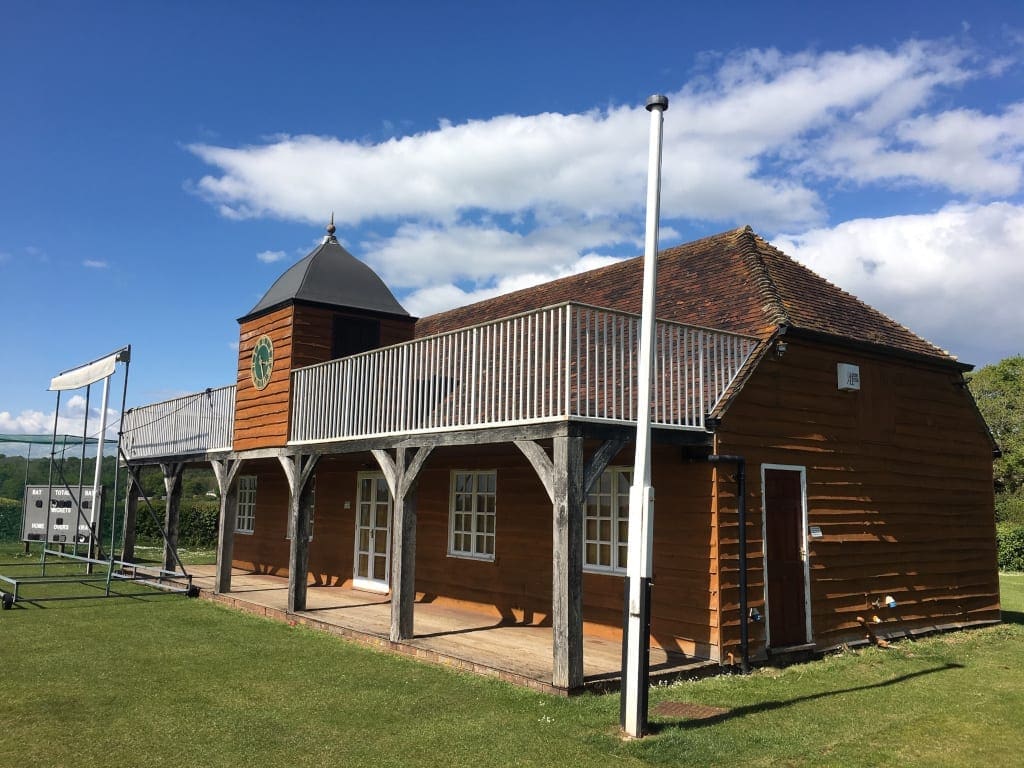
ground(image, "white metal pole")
xmin=622 ymin=93 xmax=668 ymax=738
xmin=89 ymin=374 xmax=111 ymax=562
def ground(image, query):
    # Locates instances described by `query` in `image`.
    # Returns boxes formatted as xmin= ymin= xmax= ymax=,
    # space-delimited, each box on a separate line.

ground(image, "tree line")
xmin=0 ymin=455 xmax=217 ymax=503
xmin=967 ymin=354 xmax=1023 ymax=523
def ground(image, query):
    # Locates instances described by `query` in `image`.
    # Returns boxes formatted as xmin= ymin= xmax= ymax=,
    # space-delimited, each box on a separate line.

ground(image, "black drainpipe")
xmin=707 ymin=454 xmax=749 ymax=674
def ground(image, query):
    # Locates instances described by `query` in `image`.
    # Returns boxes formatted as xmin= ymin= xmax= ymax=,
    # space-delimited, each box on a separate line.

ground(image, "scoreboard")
xmin=22 ymin=484 xmax=96 ymax=544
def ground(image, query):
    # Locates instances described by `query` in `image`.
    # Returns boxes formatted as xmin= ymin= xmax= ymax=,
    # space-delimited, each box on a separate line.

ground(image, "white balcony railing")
xmin=290 ymin=303 xmax=758 ymax=444
xmin=120 ymin=303 xmax=760 ymax=461
xmin=122 ymin=385 xmax=235 ymax=460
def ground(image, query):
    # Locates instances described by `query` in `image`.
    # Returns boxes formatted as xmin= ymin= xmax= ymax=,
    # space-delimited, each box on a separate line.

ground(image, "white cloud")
xmin=775 ymin=202 xmax=1024 ymax=366
xmin=0 ymin=409 xmax=52 ymax=434
xmin=257 ymin=250 xmax=287 ymax=263
xmin=83 ymin=259 xmax=108 ymax=269
xmin=189 ymin=40 xmax=1015 ymax=237
xmin=809 ymin=104 xmax=1024 ymax=194
xmin=402 ymin=252 xmax=625 ymax=317
xmin=183 ymin=38 xmax=1023 ymax=366
xmin=0 ymin=396 xmax=121 ymax=443
xmin=363 ymin=218 xmax=636 ymax=289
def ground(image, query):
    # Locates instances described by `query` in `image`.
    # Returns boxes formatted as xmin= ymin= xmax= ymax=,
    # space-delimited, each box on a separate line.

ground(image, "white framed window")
xmin=584 ymin=467 xmax=632 ymax=573
xmin=236 ymin=475 xmax=257 ymax=534
xmin=448 ymin=470 xmax=496 ymax=561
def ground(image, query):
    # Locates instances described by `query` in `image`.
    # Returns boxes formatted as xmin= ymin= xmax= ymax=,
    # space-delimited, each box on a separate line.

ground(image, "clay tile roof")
xmin=415 ymin=226 xmax=957 ymax=366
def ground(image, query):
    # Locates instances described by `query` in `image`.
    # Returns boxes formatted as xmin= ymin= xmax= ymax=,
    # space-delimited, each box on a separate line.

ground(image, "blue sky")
xmin=2 ymin=1 xmax=1023 ymax=440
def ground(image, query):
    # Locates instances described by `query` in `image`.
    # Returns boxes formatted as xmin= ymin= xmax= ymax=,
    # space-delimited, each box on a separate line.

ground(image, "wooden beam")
xmin=514 ymin=440 xmax=554 ymax=503
xmin=211 ymin=458 xmax=243 ymax=595
xmin=159 ymin=462 xmax=184 ymax=572
xmin=279 ymin=453 xmax=319 ymax=613
xmin=370 ymin=449 xmax=399 ymax=497
xmin=124 ymin=419 xmax=707 ymax=468
xmin=583 ymin=437 xmax=629 ymax=494
xmin=551 ymin=434 xmax=584 ymax=690
xmin=399 ymin=446 xmax=433 ymax=499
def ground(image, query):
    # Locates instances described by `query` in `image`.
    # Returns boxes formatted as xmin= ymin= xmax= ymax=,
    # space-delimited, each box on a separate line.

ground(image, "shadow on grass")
xmin=1000 ymin=610 xmax=1024 ymax=625
xmin=648 ymin=663 xmax=964 ymax=733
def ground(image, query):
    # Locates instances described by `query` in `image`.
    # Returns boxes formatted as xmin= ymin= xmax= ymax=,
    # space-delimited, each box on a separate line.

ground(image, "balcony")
xmin=122 ymin=302 xmax=759 ymax=462
xmin=122 ymin=385 xmax=236 ymax=461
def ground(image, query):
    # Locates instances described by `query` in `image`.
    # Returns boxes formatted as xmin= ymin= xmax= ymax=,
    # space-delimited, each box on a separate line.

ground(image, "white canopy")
xmin=49 ymin=349 xmax=122 ymax=391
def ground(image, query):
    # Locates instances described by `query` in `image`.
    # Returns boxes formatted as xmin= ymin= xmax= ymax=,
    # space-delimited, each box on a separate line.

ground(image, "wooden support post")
xmin=371 ymin=446 xmax=433 ymax=642
xmin=280 ymin=453 xmax=319 ymax=613
xmin=211 ymin=458 xmax=242 ymax=595
xmin=516 ymin=434 xmax=627 ymax=690
xmin=160 ymin=462 xmax=184 ymax=572
xmin=122 ymin=473 xmax=139 ymax=563
xmin=552 ymin=434 xmax=584 ymax=690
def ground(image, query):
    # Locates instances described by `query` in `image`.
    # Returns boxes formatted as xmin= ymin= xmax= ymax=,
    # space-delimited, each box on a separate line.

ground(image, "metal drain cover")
xmin=651 ymin=701 xmax=729 ymax=719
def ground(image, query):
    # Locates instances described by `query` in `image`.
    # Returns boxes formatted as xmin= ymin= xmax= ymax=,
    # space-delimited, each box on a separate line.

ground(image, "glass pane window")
xmin=236 ymin=475 xmax=257 ymax=534
xmin=584 ymin=467 xmax=632 ymax=573
xmin=448 ymin=470 xmax=497 ymax=561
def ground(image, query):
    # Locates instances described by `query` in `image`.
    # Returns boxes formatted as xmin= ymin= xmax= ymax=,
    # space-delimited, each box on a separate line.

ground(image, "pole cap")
xmin=645 ymin=94 xmax=669 ymax=112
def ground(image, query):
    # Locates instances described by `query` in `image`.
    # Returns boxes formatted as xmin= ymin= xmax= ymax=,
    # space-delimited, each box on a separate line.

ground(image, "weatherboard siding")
xmin=715 ymin=339 xmax=999 ymax=660
xmin=234 ymin=307 xmax=295 ymax=451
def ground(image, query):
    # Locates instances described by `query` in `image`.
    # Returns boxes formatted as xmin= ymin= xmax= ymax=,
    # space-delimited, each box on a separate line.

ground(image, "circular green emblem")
xmin=251 ymin=334 xmax=274 ymax=390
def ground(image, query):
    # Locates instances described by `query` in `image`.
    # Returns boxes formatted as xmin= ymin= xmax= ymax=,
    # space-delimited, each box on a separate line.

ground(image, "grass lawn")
xmin=0 ymin=542 xmax=1021 ymax=767
xmin=130 ymin=541 xmax=218 ymax=566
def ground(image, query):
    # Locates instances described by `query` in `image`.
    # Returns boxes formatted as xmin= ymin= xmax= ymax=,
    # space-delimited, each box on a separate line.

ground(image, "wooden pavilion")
xmin=121 ymin=223 xmax=1000 ymax=691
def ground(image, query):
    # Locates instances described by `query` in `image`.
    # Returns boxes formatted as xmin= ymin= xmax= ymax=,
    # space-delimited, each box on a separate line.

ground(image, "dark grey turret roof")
xmin=242 ymin=234 xmax=409 ymax=321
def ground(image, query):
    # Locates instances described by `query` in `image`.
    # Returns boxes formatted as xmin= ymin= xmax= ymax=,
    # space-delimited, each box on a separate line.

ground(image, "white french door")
xmin=353 ymin=473 xmax=392 ymax=593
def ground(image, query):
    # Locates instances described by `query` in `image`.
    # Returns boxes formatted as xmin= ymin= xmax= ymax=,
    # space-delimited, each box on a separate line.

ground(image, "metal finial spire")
xmin=323 ymin=212 xmax=338 ymax=244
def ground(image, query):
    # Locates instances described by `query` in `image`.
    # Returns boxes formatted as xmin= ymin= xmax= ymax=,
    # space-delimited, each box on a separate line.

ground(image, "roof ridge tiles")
xmin=748 ymin=231 xmax=951 ymax=360
xmin=734 ymin=226 xmax=792 ymax=329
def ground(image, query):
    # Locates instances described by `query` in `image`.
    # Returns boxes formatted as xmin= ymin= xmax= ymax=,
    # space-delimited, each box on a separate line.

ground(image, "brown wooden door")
xmin=763 ymin=467 xmax=808 ymax=647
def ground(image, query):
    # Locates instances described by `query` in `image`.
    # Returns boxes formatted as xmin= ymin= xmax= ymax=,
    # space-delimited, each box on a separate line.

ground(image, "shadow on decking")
xmin=186 ymin=565 xmax=719 ymax=693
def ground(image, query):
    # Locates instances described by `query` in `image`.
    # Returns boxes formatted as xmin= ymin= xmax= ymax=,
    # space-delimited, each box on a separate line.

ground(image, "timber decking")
xmin=187 ymin=565 xmax=718 ymax=694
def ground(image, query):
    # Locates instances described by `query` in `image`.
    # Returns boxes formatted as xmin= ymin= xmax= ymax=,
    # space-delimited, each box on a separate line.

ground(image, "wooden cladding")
xmin=235 ymin=307 xmax=294 ymax=451
xmin=715 ymin=339 xmax=999 ymax=660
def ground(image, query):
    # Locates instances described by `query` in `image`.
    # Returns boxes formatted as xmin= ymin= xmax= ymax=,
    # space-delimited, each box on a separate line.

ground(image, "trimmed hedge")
xmin=997 ymin=522 xmax=1024 ymax=572
xmin=996 ymin=492 xmax=1024 ymax=524
xmin=1 ymin=495 xmax=220 ymax=549
xmin=134 ymin=499 xmax=219 ymax=548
